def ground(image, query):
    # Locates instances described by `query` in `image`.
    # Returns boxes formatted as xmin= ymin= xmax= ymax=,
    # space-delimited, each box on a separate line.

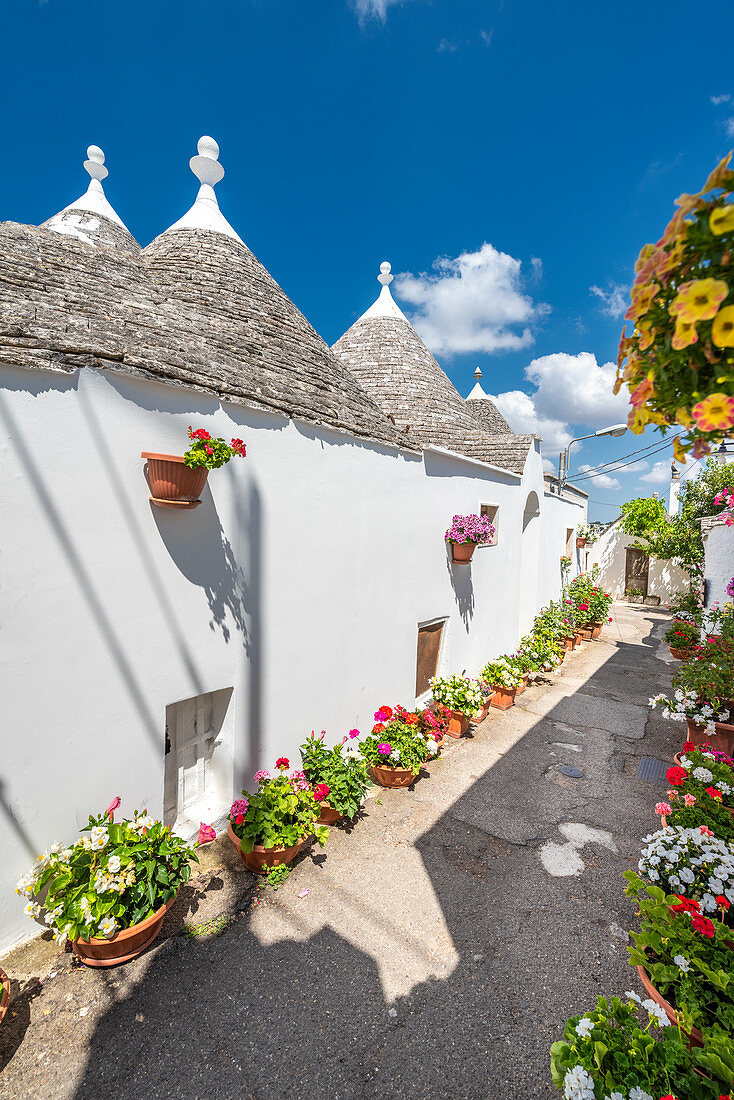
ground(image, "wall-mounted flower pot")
xmin=450 ymin=542 xmax=476 ymax=563
xmin=445 ymin=710 xmax=470 ymax=737
xmin=576 ymin=537 xmax=587 ymax=548
xmin=141 ymin=452 xmax=208 ymax=508
xmin=227 ymin=820 xmax=305 ymax=874
xmin=490 ymin=686 xmax=516 ymax=710
xmin=72 ymin=894 xmax=176 ymax=968
xmin=371 ymin=764 xmax=419 ymax=788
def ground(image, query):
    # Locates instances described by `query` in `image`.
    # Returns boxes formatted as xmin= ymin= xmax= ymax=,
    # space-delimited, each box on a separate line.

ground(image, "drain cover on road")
xmin=558 ymin=765 xmax=584 ymax=778
xmin=635 ymin=756 xmax=668 ymax=783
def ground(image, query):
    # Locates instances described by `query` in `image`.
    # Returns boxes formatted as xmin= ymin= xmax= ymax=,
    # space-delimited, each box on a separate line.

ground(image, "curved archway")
xmin=518 ymin=491 xmax=541 ymax=637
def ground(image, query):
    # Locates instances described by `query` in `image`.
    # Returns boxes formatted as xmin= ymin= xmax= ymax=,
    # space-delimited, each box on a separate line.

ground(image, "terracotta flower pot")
xmin=576 ymin=537 xmax=587 ymax=548
xmin=490 ymin=686 xmax=516 ymax=711
xmin=635 ymin=964 xmax=702 ymax=1046
xmin=72 ymin=894 xmax=177 ymax=968
xmin=515 ymin=677 xmax=528 ymax=696
xmin=473 ymin=702 xmax=491 ymax=721
xmin=445 ymin=710 xmax=470 ymax=737
xmin=315 ymin=802 xmax=342 ymax=826
xmin=227 ymin=820 xmax=306 ymax=874
xmin=686 ymin=717 xmax=734 ymax=756
xmin=450 ymin=541 xmax=476 ymax=564
xmin=371 ymin=764 xmax=419 ymax=788
xmin=577 ymin=626 xmax=593 ymax=641
xmin=590 ymin=623 xmax=602 ymax=639
xmin=141 ymin=452 xmax=208 ymax=507
xmin=0 ymin=967 xmax=9 ymax=1024
xmin=669 ymin=646 xmax=693 ymax=660
xmin=563 ymin=636 xmax=576 ymax=651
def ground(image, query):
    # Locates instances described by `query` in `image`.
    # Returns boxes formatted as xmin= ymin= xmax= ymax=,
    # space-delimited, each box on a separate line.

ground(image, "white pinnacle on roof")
xmin=467 ymin=366 xmax=488 ymax=400
xmin=46 ymin=145 xmax=130 ymax=240
xmin=358 ymin=262 xmax=409 ymax=321
xmin=161 ymin=136 xmax=243 ymax=244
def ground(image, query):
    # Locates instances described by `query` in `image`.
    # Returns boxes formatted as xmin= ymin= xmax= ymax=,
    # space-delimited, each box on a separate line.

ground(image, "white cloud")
xmin=437 ymin=38 xmax=459 ymax=52
xmin=578 ymin=464 xmax=621 ymax=491
xmin=590 ymin=283 xmax=628 ymax=319
xmin=640 ymin=460 xmax=671 ymax=485
xmin=491 ymin=390 xmax=572 ymax=453
xmin=542 ymin=457 xmax=555 ymax=473
xmin=620 ymin=460 xmax=649 ymax=474
xmin=351 ymin=0 xmax=406 ymax=20
xmin=726 ymin=118 xmax=734 ymax=138
xmin=480 ymin=27 xmax=494 ymax=46
xmin=523 ymin=351 xmax=629 ymax=426
xmin=395 ymin=243 xmax=547 ymax=356
xmin=711 ymin=94 xmax=731 ymax=105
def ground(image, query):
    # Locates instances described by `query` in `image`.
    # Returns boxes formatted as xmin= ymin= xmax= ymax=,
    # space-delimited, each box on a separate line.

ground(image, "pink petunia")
xmin=197 ymin=822 xmax=216 ymax=846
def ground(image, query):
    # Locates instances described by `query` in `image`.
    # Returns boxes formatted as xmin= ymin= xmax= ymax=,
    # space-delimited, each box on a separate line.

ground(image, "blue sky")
xmin=3 ymin=0 xmax=732 ymax=518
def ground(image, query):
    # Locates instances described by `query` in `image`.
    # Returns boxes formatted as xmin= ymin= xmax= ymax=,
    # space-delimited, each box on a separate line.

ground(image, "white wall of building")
xmin=586 ymin=519 xmax=689 ymax=600
xmin=702 ymin=515 xmax=734 ymax=610
xmin=0 ymin=364 xmax=583 ymax=951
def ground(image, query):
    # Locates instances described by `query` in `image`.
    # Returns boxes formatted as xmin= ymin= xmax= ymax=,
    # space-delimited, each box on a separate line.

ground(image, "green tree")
xmin=620 ymin=459 xmax=734 ymax=576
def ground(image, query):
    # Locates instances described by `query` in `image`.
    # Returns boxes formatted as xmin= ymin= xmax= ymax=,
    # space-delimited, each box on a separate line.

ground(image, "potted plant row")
xmin=142 ymin=425 xmax=246 ymax=508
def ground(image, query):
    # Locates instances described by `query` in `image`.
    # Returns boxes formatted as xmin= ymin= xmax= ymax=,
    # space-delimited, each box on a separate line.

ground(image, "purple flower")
xmin=377 ymin=742 xmax=392 ymax=755
xmin=444 ymin=514 xmax=495 ymax=546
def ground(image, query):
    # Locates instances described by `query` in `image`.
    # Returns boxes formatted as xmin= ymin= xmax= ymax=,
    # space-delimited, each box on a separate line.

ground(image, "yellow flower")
xmin=692 ymin=392 xmax=734 ymax=433
xmin=710 ymin=203 xmax=734 ymax=237
xmin=636 ymin=319 xmax=656 ymax=350
xmin=702 ymin=152 xmax=733 ymax=194
xmin=630 ymin=378 xmax=654 ymax=407
xmin=656 ymin=237 xmax=686 ymax=277
xmin=675 ymin=192 xmax=703 ymax=215
xmin=672 ymin=318 xmax=698 ymax=350
xmin=626 ymin=281 xmax=660 ymax=321
xmin=712 ymin=305 xmax=734 ymax=347
xmin=673 ymin=435 xmax=688 ymax=463
xmin=635 ymin=243 xmax=656 ymax=273
xmin=675 ymin=407 xmax=693 ymax=428
xmin=670 ymin=278 xmax=729 ymax=324
xmin=627 ymin=405 xmax=653 ymax=434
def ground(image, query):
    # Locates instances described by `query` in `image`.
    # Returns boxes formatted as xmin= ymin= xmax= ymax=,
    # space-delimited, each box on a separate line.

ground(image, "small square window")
xmin=480 ymin=504 xmax=499 ymax=545
xmin=416 ymin=620 xmax=445 ymax=697
xmin=566 ymin=528 xmax=574 ymax=555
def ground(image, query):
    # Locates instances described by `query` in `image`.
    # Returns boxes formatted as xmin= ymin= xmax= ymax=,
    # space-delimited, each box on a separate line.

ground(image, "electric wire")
xmin=568 ymin=438 xmax=674 ymax=482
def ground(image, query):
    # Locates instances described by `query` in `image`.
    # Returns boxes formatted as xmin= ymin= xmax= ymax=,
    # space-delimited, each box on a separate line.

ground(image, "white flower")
xmin=80 ymin=896 xmax=92 ymax=915
xmin=626 ymin=990 xmax=642 ymax=1005
xmin=679 ymin=867 xmax=695 ymax=884
xmin=99 ymin=916 xmax=117 ymax=938
xmin=563 ymin=1065 xmax=595 ymax=1100
xmin=390 ymin=749 xmax=401 ymax=762
xmin=701 ymin=892 xmax=717 ymax=912
xmin=90 ymin=826 xmax=109 ymax=850
xmin=15 ymin=875 xmax=33 ymax=897
xmin=693 ymin=767 xmax=713 ymax=783
xmin=629 ymin=1089 xmax=654 ymax=1100
xmin=604 ymin=1094 xmax=625 ymax=1100
xmin=674 ymin=954 xmax=690 ymax=972
xmin=717 ymin=781 xmax=731 ymax=796
xmin=575 ymin=1016 xmax=594 ymax=1038
xmin=59 ymin=848 xmax=73 ymax=862
xmin=107 ymin=855 xmax=121 ymax=874
xmin=24 ymin=901 xmax=41 ymax=918
xmin=642 ymin=999 xmax=669 ymax=1028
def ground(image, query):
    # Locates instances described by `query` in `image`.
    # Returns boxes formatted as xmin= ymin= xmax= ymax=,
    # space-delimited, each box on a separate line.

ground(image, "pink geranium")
xmin=684 ymin=793 xmax=697 ymax=806
xmin=253 ymin=769 xmax=272 ymax=783
xmin=349 ymin=729 xmax=360 ymax=739
xmin=655 ymin=801 xmax=672 ymax=815
xmin=231 ymin=798 xmax=249 ymax=818
xmin=377 ymin=742 xmax=392 ymax=755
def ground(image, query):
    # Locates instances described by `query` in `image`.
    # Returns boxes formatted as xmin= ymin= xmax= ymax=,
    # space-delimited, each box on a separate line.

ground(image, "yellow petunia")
xmin=692 ymin=392 xmax=734 ymax=433
xmin=675 ymin=407 xmax=693 ymax=429
xmin=656 ymin=238 xmax=687 ymax=277
xmin=626 ymin=281 xmax=660 ymax=321
xmin=712 ymin=305 xmax=734 ymax=348
xmin=673 ymin=435 xmax=688 ymax=463
xmin=702 ymin=152 xmax=733 ymax=195
xmin=710 ymin=203 xmax=734 ymax=237
xmin=672 ymin=318 xmax=698 ymax=350
xmin=670 ymin=278 xmax=729 ymax=324
xmin=636 ymin=319 xmax=656 ymax=350
xmin=675 ymin=192 xmax=703 ymax=215
xmin=635 ymin=243 xmax=656 ymax=273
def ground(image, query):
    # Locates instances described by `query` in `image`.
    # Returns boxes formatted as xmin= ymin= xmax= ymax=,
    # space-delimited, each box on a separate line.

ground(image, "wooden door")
xmin=625 ymin=547 xmax=649 ymax=596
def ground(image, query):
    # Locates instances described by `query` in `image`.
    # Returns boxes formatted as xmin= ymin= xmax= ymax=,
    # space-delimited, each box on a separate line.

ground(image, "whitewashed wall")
xmin=0 ymin=364 xmax=581 ymax=951
xmin=587 ymin=520 xmax=689 ymax=600
xmin=702 ymin=515 xmax=734 ymax=609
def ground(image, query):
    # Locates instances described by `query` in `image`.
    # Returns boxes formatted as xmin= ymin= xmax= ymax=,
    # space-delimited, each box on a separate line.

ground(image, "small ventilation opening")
xmin=164 ymin=687 xmax=235 ymax=839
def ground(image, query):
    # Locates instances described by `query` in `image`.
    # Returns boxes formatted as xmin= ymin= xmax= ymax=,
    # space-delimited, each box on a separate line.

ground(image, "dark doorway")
xmin=625 ymin=547 xmax=649 ymax=595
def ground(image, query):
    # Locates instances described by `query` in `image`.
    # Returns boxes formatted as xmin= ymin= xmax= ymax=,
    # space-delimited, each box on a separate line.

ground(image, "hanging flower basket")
xmin=576 ymin=537 xmax=587 ymax=548
xmin=142 ymin=426 xmax=246 ymax=508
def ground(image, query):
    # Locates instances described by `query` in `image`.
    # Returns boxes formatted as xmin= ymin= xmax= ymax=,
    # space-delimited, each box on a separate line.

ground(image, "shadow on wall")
xmin=52 ymin=618 xmax=678 ymax=1100
xmin=446 ymin=548 xmax=475 ymax=627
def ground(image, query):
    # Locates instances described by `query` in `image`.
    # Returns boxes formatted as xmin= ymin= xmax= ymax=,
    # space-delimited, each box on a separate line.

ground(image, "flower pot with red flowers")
xmin=428 ymin=676 xmax=484 ymax=736
xmin=299 ymin=730 xmax=369 ymax=825
xmin=638 ymin=815 xmax=734 ymax=931
xmin=358 ymin=706 xmax=438 ymax=786
xmin=16 ymin=802 xmax=204 ymax=967
xmin=228 ymin=761 xmax=329 ymax=874
xmin=654 ymin=753 xmax=734 ymax=840
xmin=664 ymin=617 xmax=700 ymax=660
xmin=142 ymin=426 xmax=247 ymax=508
xmin=445 ymin=514 xmax=496 ymax=564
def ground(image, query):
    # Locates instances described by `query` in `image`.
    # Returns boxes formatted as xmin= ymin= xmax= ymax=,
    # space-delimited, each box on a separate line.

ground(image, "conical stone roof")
xmin=465 ymin=369 xmax=512 ymax=434
xmin=332 ymin=264 xmax=533 ymax=472
xmin=42 ymin=145 xmax=139 ymax=255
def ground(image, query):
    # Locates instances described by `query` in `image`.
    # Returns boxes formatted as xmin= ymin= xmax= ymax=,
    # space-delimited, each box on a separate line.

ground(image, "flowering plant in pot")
xmin=444 ymin=514 xmax=495 ymax=563
xmin=359 ymin=706 xmax=437 ymax=786
xmin=142 ymin=425 xmax=247 ymax=507
xmin=300 ymin=730 xmax=369 ymax=824
xmin=637 ymin=823 xmax=734 ymax=921
xmin=429 ymin=675 xmax=485 ymax=733
xmin=480 ymin=657 xmax=524 ymax=709
xmin=625 ymin=871 xmax=734 ymax=1044
xmin=614 ymin=151 xmax=734 ymax=459
xmin=664 ymin=618 xmax=701 ymax=656
xmin=655 ymin=753 xmax=734 ymax=839
xmin=16 ymin=801 xmax=202 ymax=966
xmin=575 ymin=523 xmax=597 ymax=546
xmin=550 ymin=994 xmax=725 ymax=1100
xmin=228 ymin=760 xmax=328 ymax=873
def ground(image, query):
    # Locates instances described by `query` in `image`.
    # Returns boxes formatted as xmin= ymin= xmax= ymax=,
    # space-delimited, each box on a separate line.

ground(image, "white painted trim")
xmin=422 ymin=444 xmax=522 ymax=480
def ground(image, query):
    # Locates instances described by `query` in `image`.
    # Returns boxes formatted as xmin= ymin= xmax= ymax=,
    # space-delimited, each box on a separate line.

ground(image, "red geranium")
xmin=691 ymin=913 xmax=715 ymax=938
xmin=372 ymin=722 xmax=386 ymax=735
xmin=275 ymin=757 xmax=290 ymax=770
xmin=313 ymin=783 xmax=330 ymax=802
xmin=405 ymin=713 xmax=419 ymax=725
xmin=717 ymin=895 xmax=731 ymax=910
xmin=671 ymin=895 xmax=700 ymax=914
xmin=706 ymin=786 xmax=723 ymax=801
xmin=682 ymin=740 xmax=695 ymax=752
xmin=666 ymin=765 xmax=688 ymax=786
xmin=699 ymin=825 xmax=714 ymax=836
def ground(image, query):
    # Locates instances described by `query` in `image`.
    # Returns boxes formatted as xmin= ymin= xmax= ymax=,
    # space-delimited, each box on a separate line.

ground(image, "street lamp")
xmin=557 ymin=423 xmax=628 ymax=492
xmin=715 ymin=438 xmax=732 ymax=465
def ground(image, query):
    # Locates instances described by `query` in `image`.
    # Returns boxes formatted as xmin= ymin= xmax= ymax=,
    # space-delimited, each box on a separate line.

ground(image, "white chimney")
xmin=669 ymin=463 xmax=680 ymax=516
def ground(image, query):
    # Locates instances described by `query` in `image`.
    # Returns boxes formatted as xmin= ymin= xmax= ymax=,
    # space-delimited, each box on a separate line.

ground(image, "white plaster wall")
xmin=0 ymin=365 xmax=581 ymax=951
xmin=587 ymin=521 xmax=689 ymax=600
xmin=702 ymin=515 xmax=734 ymax=609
